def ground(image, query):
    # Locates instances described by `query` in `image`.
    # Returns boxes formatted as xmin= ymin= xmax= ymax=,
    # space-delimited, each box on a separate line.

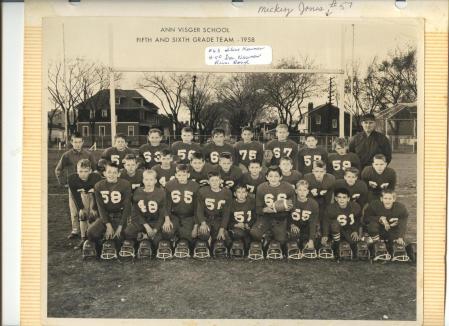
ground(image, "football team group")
xmin=54 ymin=113 xmax=415 ymax=263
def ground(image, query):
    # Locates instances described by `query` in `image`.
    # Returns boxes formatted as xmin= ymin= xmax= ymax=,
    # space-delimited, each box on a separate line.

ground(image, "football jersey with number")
xmin=361 ymin=166 xmax=397 ymax=202
xmin=138 ymin=143 xmax=170 ymax=169
xmin=119 ymin=169 xmax=143 ymax=191
xmin=281 ymin=170 xmax=303 ymax=188
xmin=290 ymin=197 xmax=319 ymax=240
xmin=303 ymin=173 xmax=336 ymax=207
xmin=323 ymin=201 xmax=362 ymax=236
xmin=100 ymin=147 xmax=136 ymax=169
xmin=241 ymin=172 xmax=266 ymax=194
xmin=364 ymin=199 xmax=409 ymax=238
xmin=230 ymin=197 xmax=256 ymax=228
xmin=297 ymin=147 xmax=328 ymax=175
xmin=152 ymin=162 xmax=177 ymax=187
xmin=234 ymin=141 xmax=264 ymax=169
xmin=202 ymin=142 xmax=236 ymax=165
xmin=131 ymin=187 xmax=167 ymax=227
xmin=219 ymin=165 xmax=243 ymax=190
xmin=94 ymin=179 xmax=132 ymax=226
xmin=256 ymin=181 xmax=296 ymax=219
xmin=265 ymin=139 xmax=299 ymax=167
xmin=327 ymin=153 xmax=361 ymax=179
xmin=196 ymin=186 xmax=232 ymax=228
xmin=68 ymin=172 xmax=102 ymax=210
xmin=165 ymin=179 xmax=199 ymax=218
xmin=334 ymin=179 xmax=369 ymax=208
xmin=171 ymin=141 xmax=202 ymax=164
xmin=188 ymin=163 xmax=218 ymax=186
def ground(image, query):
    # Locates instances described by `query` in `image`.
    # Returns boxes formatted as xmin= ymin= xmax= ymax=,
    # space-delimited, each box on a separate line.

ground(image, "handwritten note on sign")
xmin=205 ymin=46 xmax=272 ymax=65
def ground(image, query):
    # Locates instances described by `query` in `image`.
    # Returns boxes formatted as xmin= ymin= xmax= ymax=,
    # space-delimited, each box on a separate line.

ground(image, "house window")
xmin=82 ymin=126 xmax=89 ymax=136
xmin=89 ymin=110 xmax=95 ymax=119
xmin=128 ymin=126 xmax=135 ymax=136
xmin=115 ymin=97 xmax=121 ymax=105
xmin=332 ymin=119 xmax=337 ymax=129
xmin=315 ymin=115 xmax=322 ymax=125
xmin=101 ymin=109 xmax=108 ymax=118
xmin=99 ymin=125 xmax=106 ymax=136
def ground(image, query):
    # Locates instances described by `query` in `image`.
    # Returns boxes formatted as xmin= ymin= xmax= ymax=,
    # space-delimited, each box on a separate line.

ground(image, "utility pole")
xmin=328 ymin=77 xmax=335 ymax=104
xmin=191 ymin=75 xmax=197 ymax=129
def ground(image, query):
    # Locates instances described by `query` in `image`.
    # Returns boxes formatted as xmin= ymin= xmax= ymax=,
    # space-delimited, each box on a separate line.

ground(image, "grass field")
xmin=47 ymin=150 xmax=417 ymax=320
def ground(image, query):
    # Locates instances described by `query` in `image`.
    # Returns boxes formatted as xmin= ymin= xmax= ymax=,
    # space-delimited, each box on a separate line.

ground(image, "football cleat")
xmin=338 ymin=241 xmax=353 ymax=260
xmin=230 ymin=240 xmax=245 ymax=258
xmin=248 ymin=242 xmax=264 ymax=260
xmin=318 ymin=244 xmax=333 ymax=259
xmin=156 ymin=240 xmax=173 ymax=260
xmin=174 ymin=239 xmax=190 ymax=258
xmin=100 ymin=240 xmax=117 ymax=260
xmin=373 ymin=241 xmax=391 ymax=261
xmin=119 ymin=240 xmax=135 ymax=258
xmin=391 ymin=242 xmax=410 ymax=262
xmin=356 ymin=240 xmax=370 ymax=261
xmin=193 ymin=241 xmax=210 ymax=259
xmin=406 ymin=242 xmax=417 ymax=263
xmin=286 ymin=241 xmax=302 ymax=260
xmin=137 ymin=239 xmax=153 ymax=261
xmin=212 ymin=240 xmax=228 ymax=258
xmin=266 ymin=240 xmax=283 ymax=260
xmin=82 ymin=240 xmax=97 ymax=259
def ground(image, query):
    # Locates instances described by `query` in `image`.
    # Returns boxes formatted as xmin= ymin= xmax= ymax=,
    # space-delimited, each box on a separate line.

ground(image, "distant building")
xmin=48 ymin=109 xmax=65 ymax=144
xmin=376 ymin=102 xmax=417 ymax=137
xmin=76 ymin=89 xmax=172 ymax=147
xmin=306 ymin=102 xmax=352 ymax=136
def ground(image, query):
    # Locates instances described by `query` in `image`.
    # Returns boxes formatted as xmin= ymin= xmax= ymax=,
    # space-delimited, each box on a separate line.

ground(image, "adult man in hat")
xmin=348 ymin=113 xmax=392 ymax=169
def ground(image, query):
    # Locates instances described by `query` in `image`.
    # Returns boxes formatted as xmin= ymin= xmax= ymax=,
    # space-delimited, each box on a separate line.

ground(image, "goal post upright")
xmin=338 ymin=24 xmax=346 ymax=138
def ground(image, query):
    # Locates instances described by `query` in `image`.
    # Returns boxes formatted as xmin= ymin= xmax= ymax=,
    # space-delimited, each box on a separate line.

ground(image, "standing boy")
xmin=100 ymin=133 xmax=135 ymax=169
xmin=265 ymin=124 xmax=298 ymax=168
xmin=202 ymin=128 xmax=236 ymax=165
xmin=139 ymin=128 xmax=169 ymax=170
xmin=171 ymin=126 xmax=202 ymax=164
xmin=298 ymin=134 xmax=328 ymax=175
xmin=327 ymin=137 xmax=361 ymax=179
xmin=234 ymin=127 xmax=264 ymax=171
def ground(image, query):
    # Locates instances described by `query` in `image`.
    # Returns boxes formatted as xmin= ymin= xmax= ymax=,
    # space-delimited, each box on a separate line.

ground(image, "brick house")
xmin=76 ymin=89 xmax=172 ymax=147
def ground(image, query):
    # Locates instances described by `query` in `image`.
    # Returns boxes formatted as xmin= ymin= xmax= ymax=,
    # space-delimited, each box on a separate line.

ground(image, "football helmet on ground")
xmin=193 ymin=240 xmax=210 ymax=259
xmin=156 ymin=240 xmax=173 ymax=260
xmin=286 ymin=241 xmax=302 ymax=260
xmin=174 ymin=239 xmax=190 ymax=258
xmin=317 ymin=244 xmax=333 ymax=259
xmin=119 ymin=240 xmax=135 ymax=259
xmin=338 ymin=241 xmax=353 ymax=260
xmin=248 ymin=242 xmax=264 ymax=260
xmin=230 ymin=240 xmax=245 ymax=258
xmin=266 ymin=240 xmax=283 ymax=260
xmin=373 ymin=241 xmax=391 ymax=262
xmin=82 ymin=240 xmax=97 ymax=259
xmin=356 ymin=240 xmax=370 ymax=261
xmin=212 ymin=240 xmax=228 ymax=258
xmin=137 ymin=239 xmax=153 ymax=261
xmin=391 ymin=242 xmax=410 ymax=262
xmin=100 ymin=240 xmax=117 ymax=260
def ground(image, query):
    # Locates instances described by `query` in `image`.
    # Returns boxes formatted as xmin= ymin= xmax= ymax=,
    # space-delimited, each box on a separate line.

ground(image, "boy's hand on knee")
xmin=321 ymin=236 xmax=328 ymax=246
xmin=162 ymin=217 xmax=173 ymax=233
xmin=306 ymin=240 xmax=314 ymax=249
xmin=395 ymin=237 xmax=405 ymax=246
xmin=351 ymin=232 xmax=360 ymax=242
xmin=113 ymin=225 xmax=123 ymax=239
xmin=217 ymin=228 xmax=226 ymax=240
xmin=105 ymin=223 xmax=114 ymax=239
xmin=290 ymin=224 xmax=300 ymax=235
xmin=199 ymin=222 xmax=209 ymax=235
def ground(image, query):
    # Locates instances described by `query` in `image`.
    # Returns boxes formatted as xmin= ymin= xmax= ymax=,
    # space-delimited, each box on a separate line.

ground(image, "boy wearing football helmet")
xmin=100 ymin=133 xmax=135 ymax=169
xmin=298 ymin=134 xmax=328 ymax=175
xmin=151 ymin=149 xmax=177 ymax=187
xmin=327 ymin=137 xmax=361 ymax=179
xmin=138 ymin=128 xmax=169 ymax=169
xmin=171 ymin=126 xmax=202 ymax=164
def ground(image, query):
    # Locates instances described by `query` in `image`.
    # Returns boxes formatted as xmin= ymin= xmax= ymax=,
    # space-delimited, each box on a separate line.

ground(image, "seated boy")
xmin=334 ymin=167 xmax=368 ymax=209
xmin=188 ymin=152 xmax=218 ymax=187
xmin=327 ymin=137 xmax=361 ymax=179
xmin=119 ymin=154 xmax=143 ymax=191
xmin=165 ymin=164 xmax=200 ymax=250
xmin=101 ymin=133 xmax=135 ymax=169
xmin=241 ymin=160 xmax=266 ymax=195
xmin=151 ymin=149 xmax=177 ymax=187
xmin=229 ymin=184 xmax=256 ymax=253
xmin=279 ymin=156 xmax=302 ymax=188
xmin=85 ymin=163 xmax=132 ymax=256
xmin=321 ymin=188 xmax=362 ymax=258
xmin=298 ymin=134 xmax=328 ymax=175
xmin=195 ymin=171 xmax=233 ymax=251
xmin=203 ymin=128 xmax=236 ymax=165
xmin=171 ymin=126 xmax=202 ymax=164
xmin=123 ymin=170 xmax=174 ymax=252
xmin=289 ymin=180 xmax=319 ymax=252
xmin=218 ymin=152 xmax=243 ymax=190
xmin=68 ymin=159 xmax=102 ymax=249
xmin=361 ymin=154 xmax=397 ymax=203
xmin=234 ymin=127 xmax=264 ymax=172
xmin=139 ymin=128 xmax=169 ymax=169
xmin=250 ymin=167 xmax=295 ymax=253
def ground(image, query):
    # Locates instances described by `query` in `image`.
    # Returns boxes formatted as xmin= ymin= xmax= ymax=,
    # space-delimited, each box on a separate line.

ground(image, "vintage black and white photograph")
xmin=44 ymin=17 xmax=421 ymax=322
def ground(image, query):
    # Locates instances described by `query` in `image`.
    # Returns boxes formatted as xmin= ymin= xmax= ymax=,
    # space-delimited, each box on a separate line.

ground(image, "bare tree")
xmin=48 ymin=101 xmax=62 ymax=144
xmin=139 ymin=73 xmax=189 ymax=134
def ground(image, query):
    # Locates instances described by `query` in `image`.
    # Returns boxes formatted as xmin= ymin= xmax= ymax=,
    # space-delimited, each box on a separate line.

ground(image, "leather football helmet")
xmin=338 ymin=241 xmax=353 ymax=260
xmin=100 ymin=240 xmax=117 ymax=260
xmin=193 ymin=240 xmax=210 ymax=259
xmin=119 ymin=240 xmax=135 ymax=259
xmin=356 ymin=240 xmax=370 ymax=261
xmin=373 ymin=241 xmax=391 ymax=261
xmin=156 ymin=240 xmax=173 ymax=260
xmin=82 ymin=240 xmax=97 ymax=260
xmin=266 ymin=240 xmax=283 ymax=260
xmin=406 ymin=242 xmax=417 ymax=263
xmin=174 ymin=239 xmax=190 ymax=258
xmin=137 ymin=239 xmax=153 ymax=261
xmin=391 ymin=242 xmax=410 ymax=262
xmin=212 ymin=240 xmax=228 ymax=258
xmin=317 ymin=244 xmax=333 ymax=259
xmin=230 ymin=240 xmax=245 ymax=258
xmin=286 ymin=241 xmax=302 ymax=260
xmin=248 ymin=241 xmax=264 ymax=260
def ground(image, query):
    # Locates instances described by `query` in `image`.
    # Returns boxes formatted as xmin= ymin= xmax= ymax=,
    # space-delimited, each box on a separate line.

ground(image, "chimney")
xmin=308 ymin=102 xmax=314 ymax=112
